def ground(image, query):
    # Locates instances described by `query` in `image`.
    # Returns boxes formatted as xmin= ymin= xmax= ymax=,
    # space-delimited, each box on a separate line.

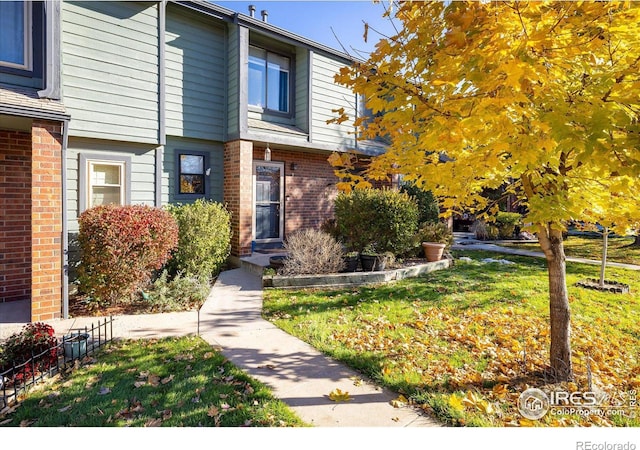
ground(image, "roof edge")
xmin=174 ymin=0 xmax=362 ymax=64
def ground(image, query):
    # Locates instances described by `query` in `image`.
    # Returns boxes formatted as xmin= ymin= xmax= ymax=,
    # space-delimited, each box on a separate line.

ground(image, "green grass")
xmin=502 ymin=234 xmax=640 ymax=266
xmin=0 ymin=336 xmax=306 ymax=427
xmin=262 ymin=250 xmax=640 ymax=427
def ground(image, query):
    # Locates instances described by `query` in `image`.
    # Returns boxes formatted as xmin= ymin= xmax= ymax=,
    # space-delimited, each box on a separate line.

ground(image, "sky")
xmin=215 ymin=0 xmax=399 ymax=56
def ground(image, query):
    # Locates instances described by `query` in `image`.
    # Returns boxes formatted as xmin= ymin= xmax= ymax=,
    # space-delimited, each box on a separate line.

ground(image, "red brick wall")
xmin=224 ymin=140 xmax=254 ymax=257
xmin=0 ymin=129 xmax=32 ymax=303
xmin=252 ymin=146 xmax=339 ymax=238
xmin=31 ymin=121 xmax=63 ymax=321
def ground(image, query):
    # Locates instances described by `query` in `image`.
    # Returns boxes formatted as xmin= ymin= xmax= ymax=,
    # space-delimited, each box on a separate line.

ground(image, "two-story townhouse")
xmin=0 ymin=0 xmax=385 ymax=323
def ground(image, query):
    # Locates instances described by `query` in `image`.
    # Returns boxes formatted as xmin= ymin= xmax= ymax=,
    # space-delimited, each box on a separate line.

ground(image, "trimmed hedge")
xmin=334 ymin=188 xmax=419 ymax=255
xmin=77 ymin=205 xmax=178 ymax=305
xmin=165 ymin=199 xmax=231 ymax=280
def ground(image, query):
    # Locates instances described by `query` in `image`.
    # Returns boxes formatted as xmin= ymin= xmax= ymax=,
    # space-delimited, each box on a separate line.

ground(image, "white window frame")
xmin=0 ymin=2 xmax=32 ymax=70
xmin=79 ymin=154 xmax=131 ymax=212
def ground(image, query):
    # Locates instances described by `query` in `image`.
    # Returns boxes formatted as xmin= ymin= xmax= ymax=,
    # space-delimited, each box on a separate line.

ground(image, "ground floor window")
xmin=178 ymin=153 xmax=204 ymax=194
xmin=79 ymin=154 xmax=131 ymax=211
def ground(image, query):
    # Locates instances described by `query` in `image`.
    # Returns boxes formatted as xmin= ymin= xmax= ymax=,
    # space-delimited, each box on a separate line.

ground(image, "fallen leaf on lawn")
xmin=0 ymin=418 xmax=13 ymax=425
xmin=58 ymin=405 xmax=72 ymax=412
xmin=145 ymin=418 xmax=162 ymax=427
xmin=328 ymin=388 xmax=352 ymax=402
xmin=207 ymin=406 xmax=220 ymax=417
xmin=492 ymin=384 xmax=508 ymax=398
xmin=448 ymin=395 xmax=465 ymax=413
xmin=161 ymin=409 xmax=172 ymax=420
xmin=148 ymin=375 xmax=160 ymax=387
xmin=19 ymin=419 xmax=35 ymax=427
xmin=98 ymin=386 xmax=111 ymax=395
xmin=161 ymin=374 xmax=174 ymax=385
xmin=519 ymin=418 xmax=537 ymax=427
xmin=221 ymin=403 xmax=231 ymax=410
xmin=204 ymin=352 xmax=214 ymax=359
xmin=219 ymin=393 xmax=228 ymax=399
xmin=390 ymin=394 xmax=408 ymax=408
xmin=134 ymin=381 xmax=146 ymax=388
xmin=476 ymin=399 xmax=495 ymax=415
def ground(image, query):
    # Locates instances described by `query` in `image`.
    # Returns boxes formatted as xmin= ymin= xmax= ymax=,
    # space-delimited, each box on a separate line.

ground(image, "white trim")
xmin=0 ymin=2 xmax=32 ymax=71
xmin=86 ymin=160 xmax=126 ymax=209
xmin=252 ymin=160 xmax=285 ymax=243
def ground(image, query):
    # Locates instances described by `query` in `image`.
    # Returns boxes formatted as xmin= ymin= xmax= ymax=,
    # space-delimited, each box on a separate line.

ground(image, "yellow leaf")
xmin=448 ymin=394 xmax=465 ymax=413
xmin=477 ymin=399 xmax=494 ymax=415
xmin=390 ymin=394 xmax=408 ymax=408
xmin=328 ymin=388 xmax=352 ymax=402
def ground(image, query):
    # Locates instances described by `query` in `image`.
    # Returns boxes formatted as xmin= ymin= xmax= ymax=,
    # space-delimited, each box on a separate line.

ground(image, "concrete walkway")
xmin=0 ymin=267 xmax=440 ymax=427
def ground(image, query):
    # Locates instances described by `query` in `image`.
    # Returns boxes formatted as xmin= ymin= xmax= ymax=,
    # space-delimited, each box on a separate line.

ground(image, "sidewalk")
xmin=0 ymin=268 xmax=440 ymax=428
xmin=452 ymin=239 xmax=640 ymax=271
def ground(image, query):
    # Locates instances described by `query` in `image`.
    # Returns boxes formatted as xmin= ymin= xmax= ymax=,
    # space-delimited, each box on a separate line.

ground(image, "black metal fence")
xmin=1 ymin=317 xmax=114 ymax=411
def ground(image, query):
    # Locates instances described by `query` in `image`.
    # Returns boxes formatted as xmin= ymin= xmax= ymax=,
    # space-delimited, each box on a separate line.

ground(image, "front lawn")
xmin=263 ymin=251 xmax=640 ymax=427
xmin=502 ymin=235 xmax=640 ymax=266
xmin=0 ymin=336 xmax=305 ymax=427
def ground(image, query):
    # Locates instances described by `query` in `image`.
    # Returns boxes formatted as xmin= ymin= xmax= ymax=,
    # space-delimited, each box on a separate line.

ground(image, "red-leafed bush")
xmin=77 ymin=204 xmax=179 ymax=305
xmin=0 ymin=323 xmax=58 ymax=381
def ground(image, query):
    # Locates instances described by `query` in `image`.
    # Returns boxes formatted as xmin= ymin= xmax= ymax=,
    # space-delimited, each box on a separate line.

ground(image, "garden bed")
xmin=262 ymin=258 xmax=452 ymax=289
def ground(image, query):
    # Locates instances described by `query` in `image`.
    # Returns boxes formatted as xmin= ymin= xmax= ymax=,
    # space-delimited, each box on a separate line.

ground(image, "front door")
xmin=253 ymin=162 xmax=284 ymax=242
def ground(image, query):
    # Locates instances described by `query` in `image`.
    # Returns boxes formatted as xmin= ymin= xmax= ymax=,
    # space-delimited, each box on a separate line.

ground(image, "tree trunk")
xmin=630 ymin=235 xmax=640 ymax=247
xmin=537 ymin=224 xmax=573 ymax=381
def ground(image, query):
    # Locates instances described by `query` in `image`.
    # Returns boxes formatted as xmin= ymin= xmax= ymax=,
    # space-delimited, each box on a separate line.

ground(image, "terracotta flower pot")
xmin=422 ymin=242 xmax=446 ymax=262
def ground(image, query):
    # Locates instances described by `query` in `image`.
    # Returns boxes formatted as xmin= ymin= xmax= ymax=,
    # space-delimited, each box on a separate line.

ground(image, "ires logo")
xmin=518 ymin=388 xmax=601 ymax=420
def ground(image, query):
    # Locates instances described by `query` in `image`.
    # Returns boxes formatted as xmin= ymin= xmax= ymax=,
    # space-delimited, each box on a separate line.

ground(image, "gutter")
xmin=0 ymin=104 xmax=69 ymax=123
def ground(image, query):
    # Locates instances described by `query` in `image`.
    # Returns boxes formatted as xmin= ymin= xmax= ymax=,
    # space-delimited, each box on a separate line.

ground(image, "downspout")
xmin=156 ymin=1 xmax=166 ymax=207
xmin=61 ymin=119 xmax=69 ymax=318
xmin=38 ymin=0 xmax=61 ymax=100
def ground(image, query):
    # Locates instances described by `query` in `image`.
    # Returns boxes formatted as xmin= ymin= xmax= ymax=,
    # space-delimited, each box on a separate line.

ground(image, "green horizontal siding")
xmin=165 ymin=4 xmax=226 ymax=141
xmin=62 ymin=1 xmax=159 ymax=143
xmin=163 ymin=137 xmax=224 ymax=205
xmin=311 ymin=53 xmax=356 ymax=149
xmin=66 ymin=137 xmax=159 ymax=233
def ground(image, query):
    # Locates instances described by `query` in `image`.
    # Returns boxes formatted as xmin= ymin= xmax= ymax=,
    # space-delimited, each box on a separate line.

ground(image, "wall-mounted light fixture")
xmin=290 ymin=162 xmax=298 ymax=171
xmin=264 ymin=143 xmax=271 ymax=161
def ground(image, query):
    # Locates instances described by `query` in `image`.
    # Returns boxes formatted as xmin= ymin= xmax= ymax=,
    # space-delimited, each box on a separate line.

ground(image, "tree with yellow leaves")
xmin=331 ymin=1 xmax=640 ymax=381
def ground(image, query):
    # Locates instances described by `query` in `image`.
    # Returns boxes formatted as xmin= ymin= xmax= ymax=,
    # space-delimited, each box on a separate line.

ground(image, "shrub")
xmin=406 ymin=222 xmax=453 ymax=257
xmin=400 ymin=182 xmax=440 ymax=225
xmin=334 ymin=188 xmax=419 ymax=255
xmin=0 ymin=323 xmax=58 ymax=377
xmin=165 ymin=200 xmax=231 ymax=281
xmin=495 ymin=212 xmax=523 ymax=239
xmin=471 ymin=220 xmax=499 ymax=240
xmin=281 ymin=229 xmax=345 ymax=275
xmin=143 ymin=270 xmax=211 ymax=312
xmin=77 ymin=204 xmax=179 ymax=305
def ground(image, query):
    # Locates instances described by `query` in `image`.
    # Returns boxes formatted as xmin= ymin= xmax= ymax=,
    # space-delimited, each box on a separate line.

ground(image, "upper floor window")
xmin=248 ymin=46 xmax=290 ymax=114
xmin=0 ymin=2 xmax=31 ymax=70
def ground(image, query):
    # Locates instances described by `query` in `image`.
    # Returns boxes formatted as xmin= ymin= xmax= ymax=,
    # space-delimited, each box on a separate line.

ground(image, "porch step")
xmin=239 ymin=252 xmax=287 ymax=277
